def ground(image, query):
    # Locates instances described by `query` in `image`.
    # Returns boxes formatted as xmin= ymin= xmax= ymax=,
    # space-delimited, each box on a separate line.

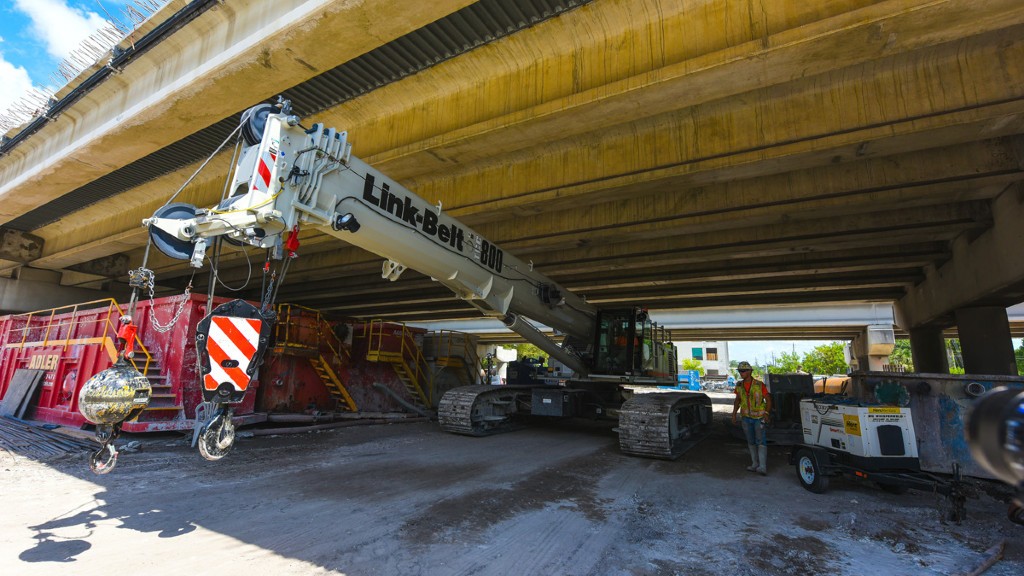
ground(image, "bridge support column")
xmin=954 ymin=306 xmax=1017 ymax=375
xmin=909 ymin=327 xmax=949 ymax=373
xmin=850 ymin=324 xmax=895 ymax=372
xmin=0 ymin=267 xmax=114 ymax=313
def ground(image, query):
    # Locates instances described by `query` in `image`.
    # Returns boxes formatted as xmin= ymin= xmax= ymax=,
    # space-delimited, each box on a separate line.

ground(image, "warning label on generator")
xmin=843 ymin=414 xmax=861 ymax=436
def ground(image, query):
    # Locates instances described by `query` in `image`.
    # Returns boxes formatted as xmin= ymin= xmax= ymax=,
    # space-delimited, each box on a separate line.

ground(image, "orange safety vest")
xmin=736 ymin=379 xmax=768 ymax=419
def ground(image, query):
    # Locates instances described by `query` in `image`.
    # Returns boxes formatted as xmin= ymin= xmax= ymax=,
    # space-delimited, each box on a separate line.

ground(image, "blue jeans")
xmin=741 ymin=416 xmax=767 ymax=446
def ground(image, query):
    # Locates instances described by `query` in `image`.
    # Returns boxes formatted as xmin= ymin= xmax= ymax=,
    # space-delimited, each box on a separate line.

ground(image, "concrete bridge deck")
xmin=0 ymin=0 xmax=1023 ymax=352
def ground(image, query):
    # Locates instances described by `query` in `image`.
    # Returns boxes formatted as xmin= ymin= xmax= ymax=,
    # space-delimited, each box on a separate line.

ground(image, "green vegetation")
xmin=681 ymin=358 xmax=705 ymax=376
xmin=801 ymin=342 xmax=848 ymax=375
xmin=946 ymin=339 xmax=964 ymax=372
xmin=766 ymin=351 xmax=801 ymax=374
xmin=889 ymin=339 xmax=913 ymax=371
xmin=744 ymin=343 xmax=847 ymax=376
xmin=507 ymin=343 xmax=547 ymax=361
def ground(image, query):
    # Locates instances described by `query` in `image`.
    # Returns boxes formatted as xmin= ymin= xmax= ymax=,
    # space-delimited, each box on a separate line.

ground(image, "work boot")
xmin=757 ymin=445 xmax=768 ymax=475
xmin=746 ymin=444 xmax=759 ymax=472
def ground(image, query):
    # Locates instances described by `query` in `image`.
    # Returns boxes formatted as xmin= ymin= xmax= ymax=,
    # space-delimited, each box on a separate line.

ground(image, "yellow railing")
xmin=428 ymin=329 xmax=481 ymax=384
xmin=364 ymin=319 xmax=432 ymax=406
xmin=274 ymin=303 xmax=349 ymax=364
xmin=0 ymin=298 xmax=151 ymax=375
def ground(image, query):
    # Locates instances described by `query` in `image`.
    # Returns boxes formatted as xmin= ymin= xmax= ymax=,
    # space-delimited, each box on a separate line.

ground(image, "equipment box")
xmin=800 ymin=398 xmax=917 ymax=459
xmin=532 ymin=388 xmax=582 ymax=417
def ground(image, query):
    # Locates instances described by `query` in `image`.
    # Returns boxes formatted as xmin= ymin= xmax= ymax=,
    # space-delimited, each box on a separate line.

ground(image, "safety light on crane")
xmin=333 ymin=213 xmax=361 ymax=232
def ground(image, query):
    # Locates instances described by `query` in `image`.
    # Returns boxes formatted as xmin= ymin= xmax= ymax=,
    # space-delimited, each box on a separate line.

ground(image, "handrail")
xmin=0 ymin=298 xmax=152 ymax=375
xmin=399 ymin=325 xmax=431 ymax=406
xmin=273 ymin=303 xmax=350 ymax=362
xmin=272 ymin=303 xmax=359 ymax=411
xmin=366 ymin=319 xmax=432 ymax=406
xmin=430 ymin=329 xmax=482 ymax=384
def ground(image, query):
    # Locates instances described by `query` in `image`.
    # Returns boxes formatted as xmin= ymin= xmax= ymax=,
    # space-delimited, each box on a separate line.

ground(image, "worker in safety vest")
xmin=731 ymin=361 xmax=772 ymax=475
xmin=611 ymin=326 xmax=638 ymax=370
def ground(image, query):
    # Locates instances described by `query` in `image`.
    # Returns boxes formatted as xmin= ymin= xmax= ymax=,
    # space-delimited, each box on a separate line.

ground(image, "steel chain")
xmin=132 ymin=267 xmax=192 ymax=333
xmin=261 ymin=272 xmax=276 ymax=312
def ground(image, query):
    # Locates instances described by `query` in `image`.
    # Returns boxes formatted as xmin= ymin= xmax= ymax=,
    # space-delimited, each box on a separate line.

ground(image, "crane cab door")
xmin=593 ymin=308 xmax=646 ymax=375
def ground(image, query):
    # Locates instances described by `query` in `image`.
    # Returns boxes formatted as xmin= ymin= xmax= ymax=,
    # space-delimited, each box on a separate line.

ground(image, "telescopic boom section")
xmin=145 ymin=107 xmax=597 ymax=369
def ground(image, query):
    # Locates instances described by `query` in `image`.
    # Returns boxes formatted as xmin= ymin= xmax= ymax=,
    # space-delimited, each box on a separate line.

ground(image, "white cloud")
xmin=0 ymin=54 xmax=36 ymax=112
xmin=13 ymin=0 xmax=108 ymax=60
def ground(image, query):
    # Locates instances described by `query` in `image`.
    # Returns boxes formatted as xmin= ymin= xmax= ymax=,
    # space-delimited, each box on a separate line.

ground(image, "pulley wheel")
xmin=149 ymin=202 xmax=197 ymax=261
xmin=240 ymin=103 xmax=274 ymax=146
xmin=88 ymin=444 xmax=119 ymax=475
xmin=198 ymin=413 xmax=235 ymax=461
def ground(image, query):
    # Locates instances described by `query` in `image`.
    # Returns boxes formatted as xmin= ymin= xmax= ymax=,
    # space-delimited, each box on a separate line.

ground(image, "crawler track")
xmin=438 ymin=385 xmax=532 ymax=436
xmin=439 ymin=387 xmax=713 ymax=460
xmin=618 ymin=392 xmax=713 ymax=459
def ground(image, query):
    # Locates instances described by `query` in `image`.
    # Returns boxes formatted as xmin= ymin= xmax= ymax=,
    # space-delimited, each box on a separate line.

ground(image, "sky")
xmin=0 ymin=1 xmax=127 ymax=111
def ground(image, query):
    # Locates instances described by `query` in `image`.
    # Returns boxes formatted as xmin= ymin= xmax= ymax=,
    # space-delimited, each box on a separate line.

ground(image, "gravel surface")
xmin=0 ymin=404 xmax=1021 ymax=575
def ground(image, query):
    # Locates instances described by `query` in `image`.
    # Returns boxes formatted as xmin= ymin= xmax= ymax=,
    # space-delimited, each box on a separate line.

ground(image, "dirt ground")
xmin=1 ymin=397 xmax=1021 ymax=576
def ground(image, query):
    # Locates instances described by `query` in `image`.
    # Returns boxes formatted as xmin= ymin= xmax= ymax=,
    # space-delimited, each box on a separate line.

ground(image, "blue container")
xmin=687 ymin=370 xmax=701 ymax=391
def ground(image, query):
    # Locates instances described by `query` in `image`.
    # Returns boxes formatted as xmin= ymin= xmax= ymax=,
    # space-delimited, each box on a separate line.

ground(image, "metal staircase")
xmin=310 ymin=355 xmax=358 ymax=412
xmin=364 ymin=320 xmax=431 ymax=408
xmin=274 ymin=304 xmax=357 ymax=412
xmin=0 ymin=298 xmax=191 ymax=430
xmin=134 ymin=354 xmax=186 ymax=422
xmin=429 ymin=330 xmax=482 ymax=386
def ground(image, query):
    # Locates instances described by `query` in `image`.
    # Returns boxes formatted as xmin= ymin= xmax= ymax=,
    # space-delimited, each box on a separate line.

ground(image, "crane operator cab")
xmin=593 ymin=307 xmax=676 ymax=380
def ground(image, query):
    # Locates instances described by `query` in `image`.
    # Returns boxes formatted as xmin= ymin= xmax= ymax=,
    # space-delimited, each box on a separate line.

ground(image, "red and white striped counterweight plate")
xmin=202 ymin=316 xmax=263 ymax=393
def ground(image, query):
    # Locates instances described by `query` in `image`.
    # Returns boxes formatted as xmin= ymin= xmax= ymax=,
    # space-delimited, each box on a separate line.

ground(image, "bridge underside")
xmin=1 ymin=0 xmax=1024 ymax=342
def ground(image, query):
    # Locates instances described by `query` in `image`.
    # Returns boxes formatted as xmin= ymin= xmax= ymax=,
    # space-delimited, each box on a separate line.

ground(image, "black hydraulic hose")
xmin=371 ymin=383 xmax=433 ymax=420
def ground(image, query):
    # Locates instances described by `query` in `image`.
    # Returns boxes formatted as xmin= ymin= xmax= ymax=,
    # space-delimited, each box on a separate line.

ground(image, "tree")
xmin=945 ymin=339 xmax=965 ymax=374
xmin=889 ymin=339 xmax=913 ymax=371
xmin=681 ymin=358 xmax=705 ymax=376
xmin=768 ymin=351 xmax=802 ymax=373
xmin=508 ymin=343 xmax=546 ymax=361
xmin=802 ymin=342 xmax=848 ymax=375
xmin=1016 ymin=341 xmax=1024 ymax=375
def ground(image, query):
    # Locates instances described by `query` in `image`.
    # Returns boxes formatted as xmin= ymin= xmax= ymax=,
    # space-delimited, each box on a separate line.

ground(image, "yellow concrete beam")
xmin=317 ymin=244 xmax=940 ymax=294
xmin=11 ymin=0 xmax=1024 ymax=315
xmin=181 ymin=138 xmax=1004 ymax=282
xmin=238 ymin=243 xmax=949 ymax=303
xmin=897 ymin=184 xmax=1024 ymax=327
xmin=319 ymin=0 xmax=871 ymax=159
xmin=524 ymin=209 xmax=982 ymax=276
xmin=414 ymin=27 xmax=1024 ymax=222
xmin=0 ymin=0 xmax=475 ymax=224
xmin=321 ymin=0 xmax=1019 ymax=174
xmin=19 ymin=65 xmax=1019 ymax=280
xmin=487 ymin=140 xmax=1018 ymax=253
xmin=189 ymin=200 xmax=980 ymax=292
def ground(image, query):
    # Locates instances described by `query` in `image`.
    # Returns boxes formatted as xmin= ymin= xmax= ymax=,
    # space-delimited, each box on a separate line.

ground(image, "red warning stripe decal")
xmin=212 ymin=316 xmax=258 ymax=359
xmin=205 ymin=336 xmax=252 ymax=391
xmin=203 ymin=316 xmax=263 ymax=392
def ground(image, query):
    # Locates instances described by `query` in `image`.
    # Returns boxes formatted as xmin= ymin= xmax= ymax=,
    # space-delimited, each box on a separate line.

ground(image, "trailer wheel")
xmin=795 ymin=449 xmax=829 ymax=494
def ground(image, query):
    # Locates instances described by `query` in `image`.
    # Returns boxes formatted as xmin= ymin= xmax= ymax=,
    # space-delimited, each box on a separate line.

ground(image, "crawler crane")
xmin=88 ymin=100 xmax=712 ymax=463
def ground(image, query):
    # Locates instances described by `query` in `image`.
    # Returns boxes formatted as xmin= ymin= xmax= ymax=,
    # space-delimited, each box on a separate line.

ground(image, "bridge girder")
xmin=0 ymin=0 xmax=1023 ymax=331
